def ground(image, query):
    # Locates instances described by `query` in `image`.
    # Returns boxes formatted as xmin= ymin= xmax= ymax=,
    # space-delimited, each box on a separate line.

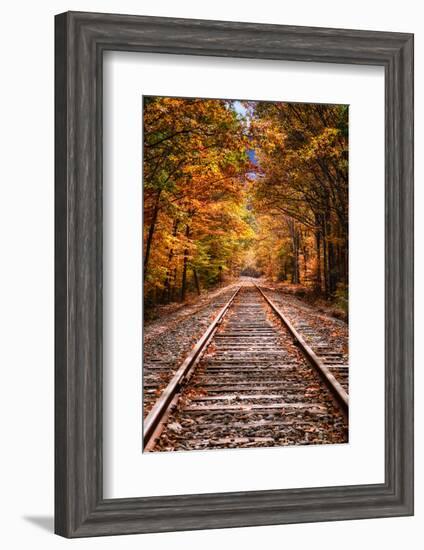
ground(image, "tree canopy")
xmin=143 ymin=96 xmax=348 ymax=308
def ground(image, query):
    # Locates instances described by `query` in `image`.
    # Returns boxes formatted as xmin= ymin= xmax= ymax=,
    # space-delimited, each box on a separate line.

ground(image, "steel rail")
xmin=255 ymin=284 xmax=349 ymax=416
xmin=143 ymin=286 xmax=241 ymax=450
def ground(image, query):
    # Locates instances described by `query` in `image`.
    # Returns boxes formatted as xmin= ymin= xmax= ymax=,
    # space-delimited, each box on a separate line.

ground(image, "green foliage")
xmin=334 ymin=283 xmax=349 ymax=314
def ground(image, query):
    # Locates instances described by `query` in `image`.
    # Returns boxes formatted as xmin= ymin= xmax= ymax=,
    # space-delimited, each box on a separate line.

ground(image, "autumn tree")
xmin=143 ymin=96 xmax=349 ymax=313
xmin=248 ymin=102 xmax=348 ymax=298
xmin=143 ymin=97 xmax=253 ymax=305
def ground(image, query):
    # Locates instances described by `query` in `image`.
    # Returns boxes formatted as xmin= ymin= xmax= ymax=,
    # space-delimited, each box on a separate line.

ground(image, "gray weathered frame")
xmin=55 ymin=11 xmax=414 ymax=538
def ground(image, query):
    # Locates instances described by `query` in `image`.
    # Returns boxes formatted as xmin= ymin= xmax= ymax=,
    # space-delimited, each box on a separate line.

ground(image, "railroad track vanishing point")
xmin=143 ymin=282 xmax=349 ymax=452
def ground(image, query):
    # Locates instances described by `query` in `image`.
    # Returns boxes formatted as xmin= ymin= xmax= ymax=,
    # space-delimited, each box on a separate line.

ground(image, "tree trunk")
xmin=302 ymin=239 xmax=308 ymax=282
xmin=328 ymin=239 xmax=336 ymax=294
xmin=143 ymin=189 xmax=161 ymax=279
xmin=315 ymin=229 xmax=322 ymax=291
xmin=170 ymin=267 xmax=178 ymax=302
xmin=192 ymin=267 xmax=201 ymax=295
xmin=322 ymin=218 xmax=329 ymax=298
xmin=163 ymin=219 xmax=179 ymax=302
xmin=344 ymin=231 xmax=349 ymax=286
xmin=180 ymin=224 xmax=190 ymax=302
xmin=291 ymin=229 xmax=300 ymax=284
xmin=218 ymin=265 xmax=223 ymax=285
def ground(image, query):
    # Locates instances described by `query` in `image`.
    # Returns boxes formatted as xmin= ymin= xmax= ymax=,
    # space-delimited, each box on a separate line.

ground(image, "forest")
xmin=143 ymin=96 xmax=348 ymax=311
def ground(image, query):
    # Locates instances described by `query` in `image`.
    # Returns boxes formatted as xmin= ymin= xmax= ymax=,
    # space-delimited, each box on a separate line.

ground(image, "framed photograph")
xmin=55 ymin=11 xmax=414 ymax=537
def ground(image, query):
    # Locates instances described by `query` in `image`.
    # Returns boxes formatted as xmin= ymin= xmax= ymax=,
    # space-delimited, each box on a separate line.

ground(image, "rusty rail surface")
xmin=254 ymin=284 xmax=349 ymax=415
xmin=143 ymin=286 xmax=241 ymax=450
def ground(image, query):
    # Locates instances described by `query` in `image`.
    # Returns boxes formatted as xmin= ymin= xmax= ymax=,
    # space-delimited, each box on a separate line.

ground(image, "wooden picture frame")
xmin=55 ymin=11 xmax=414 ymax=537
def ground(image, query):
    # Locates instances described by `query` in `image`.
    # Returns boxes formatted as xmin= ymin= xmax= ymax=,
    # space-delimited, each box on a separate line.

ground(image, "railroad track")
xmin=143 ymin=287 xmax=241 ymax=416
xmin=259 ymin=288 xmax=349 ymax=393
xmin=143 ymin=283 xmax=348 ymax=452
